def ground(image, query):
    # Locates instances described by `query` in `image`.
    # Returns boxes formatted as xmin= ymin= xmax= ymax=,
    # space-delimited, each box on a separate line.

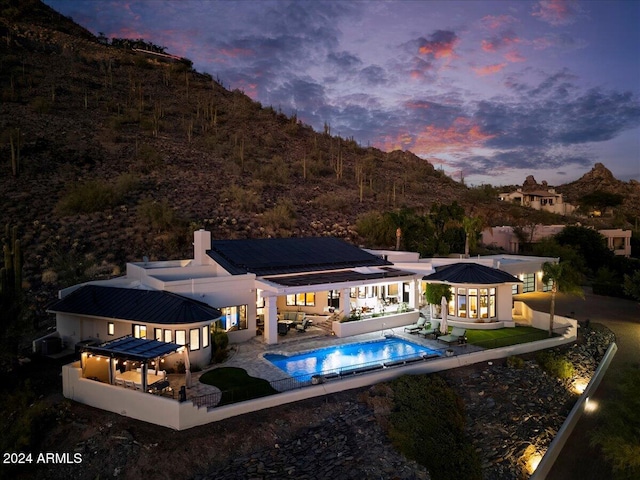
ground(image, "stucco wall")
xmin=332 ymin=311 xmax=419 ymax=337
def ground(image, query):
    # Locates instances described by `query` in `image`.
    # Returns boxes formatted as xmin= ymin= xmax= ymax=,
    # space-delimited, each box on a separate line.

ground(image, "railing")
xmin=189 ymin=325 xmax=571 ymax=410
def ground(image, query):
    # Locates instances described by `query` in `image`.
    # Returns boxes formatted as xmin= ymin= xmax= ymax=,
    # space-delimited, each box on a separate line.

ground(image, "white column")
xmin=341 ymin=288 xmax=351 ymax=318
xmin=408 ymin=280 xmax=417 ymax=309
xmin=264 ymin=296 xmax=278 ymax=345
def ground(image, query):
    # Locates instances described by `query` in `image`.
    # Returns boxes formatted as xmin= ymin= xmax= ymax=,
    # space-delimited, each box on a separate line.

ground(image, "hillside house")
xmin=499 ymin=188 xmax=576 ymax=216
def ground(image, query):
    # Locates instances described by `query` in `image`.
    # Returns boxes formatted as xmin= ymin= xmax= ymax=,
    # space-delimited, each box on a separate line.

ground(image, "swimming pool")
xmin=264 ymin=337 xmax=440 ymax=380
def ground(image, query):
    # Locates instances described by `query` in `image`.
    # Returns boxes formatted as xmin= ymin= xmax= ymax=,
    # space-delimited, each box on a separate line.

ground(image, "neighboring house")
xmin=499 ymin=188 xmax=576 ymax=216
xmin=482 ymin=225 xmax=632 ymax=257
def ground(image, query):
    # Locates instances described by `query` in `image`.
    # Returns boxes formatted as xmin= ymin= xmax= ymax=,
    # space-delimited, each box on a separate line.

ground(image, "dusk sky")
xmin=45 ymin=0 xmax=640 ymax=186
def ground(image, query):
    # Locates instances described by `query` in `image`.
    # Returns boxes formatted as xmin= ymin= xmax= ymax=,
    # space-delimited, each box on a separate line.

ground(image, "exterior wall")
xmin=331 ymin=311 xmax=419 ymax=337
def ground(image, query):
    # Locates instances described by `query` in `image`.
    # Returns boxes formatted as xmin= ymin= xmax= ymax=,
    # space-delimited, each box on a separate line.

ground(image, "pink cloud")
xmin=505 ymin=50 xmax=526 ymax=62
xmin=481 ymin=14 xmax=518 ymax=30
xmin=481 ymin=31 xmax=520 ymax=52
xmin=418 ymin=31 xmax=459 ymax=59
xmin=473 ymin=63 xmax=507 ymax=76
xmin=532 ymin=0 xmax=580 ymax=26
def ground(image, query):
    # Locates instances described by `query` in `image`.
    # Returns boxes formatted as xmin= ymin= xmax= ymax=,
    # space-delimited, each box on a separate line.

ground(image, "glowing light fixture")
xmin=527 ymin=453 xmax=542 ymax=474
xmin=584 ymin=397 xmax=599 ymax=413
xmin=573 ymin=378 xmax=588 ymax=394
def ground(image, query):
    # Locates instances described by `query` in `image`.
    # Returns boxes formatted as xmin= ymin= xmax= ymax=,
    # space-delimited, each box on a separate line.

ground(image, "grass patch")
xmin=199 ymin=367 xmax=277 ymax=405
xmin=465 ymin=326 xmax=548 ymax=348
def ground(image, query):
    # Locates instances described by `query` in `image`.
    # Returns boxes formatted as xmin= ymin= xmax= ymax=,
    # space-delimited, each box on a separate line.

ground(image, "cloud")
xmin=473 ymin=63 xmax=508 ymax=76
xmin=481 ymin=14 xmax=518 ymax=30
xmin=481 ymin=30 xmax=520 ymax=52
xmin=327 ymin=51 xmax=362 ymax=70
xmin=532 ymin=0 xmax=583 ymax=26
xmin=504 ymin=50 xmax=526 ymax=63
xmin=358 ymin=65 xmax=388 ymax=86
xmin=417 ymin=30 xmax=459 ymax=59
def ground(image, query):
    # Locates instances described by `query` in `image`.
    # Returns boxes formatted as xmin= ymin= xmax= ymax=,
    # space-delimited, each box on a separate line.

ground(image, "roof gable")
xmin=207 ymin=237 xmax=391 ymax=276
xmin=48 ymin=285 xmax=221 ymax=324
xmin=423 ymin=262 xmax=521 ymax=285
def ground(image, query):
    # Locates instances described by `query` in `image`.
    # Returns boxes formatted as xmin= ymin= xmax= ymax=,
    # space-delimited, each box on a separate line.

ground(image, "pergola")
xmin=79 ymin=335 xmax=189 ymax=393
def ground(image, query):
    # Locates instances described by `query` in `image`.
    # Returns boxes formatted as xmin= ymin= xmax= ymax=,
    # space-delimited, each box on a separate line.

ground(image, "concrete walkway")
xmin=514 ymin=289 xmax=640 ymax=480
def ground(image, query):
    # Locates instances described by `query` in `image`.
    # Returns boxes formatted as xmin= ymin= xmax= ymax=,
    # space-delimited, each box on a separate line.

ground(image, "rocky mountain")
xmin=0 ymin=1 xmax=637 ymax=317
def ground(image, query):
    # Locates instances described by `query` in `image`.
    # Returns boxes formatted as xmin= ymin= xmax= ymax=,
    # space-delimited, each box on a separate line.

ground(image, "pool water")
xmin=264 ymin=337 xmax=440 ymax=380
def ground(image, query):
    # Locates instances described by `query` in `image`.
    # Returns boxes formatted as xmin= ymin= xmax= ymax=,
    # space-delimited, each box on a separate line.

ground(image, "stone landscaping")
xmin=198 ymin=326 xmax=614 ymax=480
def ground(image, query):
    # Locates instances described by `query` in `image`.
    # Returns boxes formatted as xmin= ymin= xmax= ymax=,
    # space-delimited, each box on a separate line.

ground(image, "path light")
xmin=584 ymin=397 xmax=599 ymax=413
xmin=572 ymin=378 xmax=588 ymax=394
xmin=527 ymin=452 xmax=542 ymax=474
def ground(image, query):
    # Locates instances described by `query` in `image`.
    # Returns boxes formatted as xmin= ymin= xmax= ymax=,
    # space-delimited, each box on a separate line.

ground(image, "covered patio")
xmin=79 ymin=335 xmax=190 ymax=396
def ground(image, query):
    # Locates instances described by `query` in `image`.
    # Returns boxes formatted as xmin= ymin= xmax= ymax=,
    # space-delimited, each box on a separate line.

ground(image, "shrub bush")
xmin=211 ymin=331 xmax=229 ymax=364
xmin=536 ymin=351 xmax=575 ymax=379
xmin=506 ymin=355 xmax=525 ymax=369
xmin=387 ymin=375 xmax=482 ymax=480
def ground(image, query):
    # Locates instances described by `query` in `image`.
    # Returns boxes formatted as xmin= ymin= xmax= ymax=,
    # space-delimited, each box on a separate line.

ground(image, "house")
xmin=482 ymin=225 xmax=632 ymax=257
xmin=499 ymin=188 xmax=576 ymax=216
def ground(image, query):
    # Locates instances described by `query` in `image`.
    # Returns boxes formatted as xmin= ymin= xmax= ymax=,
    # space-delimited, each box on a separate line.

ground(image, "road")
xmin=514 ymin=289 xmax=640 ymax=479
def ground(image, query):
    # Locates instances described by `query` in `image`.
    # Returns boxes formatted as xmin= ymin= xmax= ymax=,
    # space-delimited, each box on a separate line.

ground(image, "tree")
xmin=542 ymin=261 xmax=584 ymax=337
xmin=424 ymin=283 xmax=452 ymax=319
xmin=462 ymin=216 xmax=483 ymax=256
xmin=554 ymin=226 xmax=613 ymax=276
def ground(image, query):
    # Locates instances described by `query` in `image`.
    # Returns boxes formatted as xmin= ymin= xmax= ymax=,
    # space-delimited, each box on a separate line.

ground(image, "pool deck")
xmin=196 ymin=320 xmax=483 ymax=388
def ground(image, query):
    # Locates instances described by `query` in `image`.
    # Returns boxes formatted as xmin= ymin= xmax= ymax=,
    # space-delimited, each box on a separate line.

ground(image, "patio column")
xmin=141 ymin=362 xmax=148 ymax=392
xmin=408 ymin=280 xmax=418 ymax=310
xmin=341 ymin=288 xmax=351 ymax=318
xmin=264 ymin=296 xmax=278 ymax=345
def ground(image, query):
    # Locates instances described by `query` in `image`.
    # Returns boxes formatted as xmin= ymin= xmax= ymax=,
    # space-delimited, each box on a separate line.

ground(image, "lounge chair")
xmin=418 ymin=319 xmax=440 ymax=338
xmin=295 ymin=318 xmax=310 ymax=332
xmin=404 ymin=316 xmax=427 ymax=334
xmin=438 ymin=327 xmax=467 ymax=345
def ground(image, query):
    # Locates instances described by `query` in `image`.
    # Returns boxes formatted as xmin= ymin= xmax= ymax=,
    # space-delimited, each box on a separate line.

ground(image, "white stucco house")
xmin=44 ymin=229 xmax=558 ymax=363
xmin=499 ymin=188 xmax=576 ymax=216
xmin=482 ymin=225 xmax=632 ymax=257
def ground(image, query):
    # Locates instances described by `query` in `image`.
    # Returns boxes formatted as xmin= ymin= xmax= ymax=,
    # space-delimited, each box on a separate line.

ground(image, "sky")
xmin=45 ymin=0 xmax=640 ymax=186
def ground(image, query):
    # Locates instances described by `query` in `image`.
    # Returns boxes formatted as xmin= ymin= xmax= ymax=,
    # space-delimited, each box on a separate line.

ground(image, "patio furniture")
xmin=278 ymin=322 xmax=289 ymax=336
xmin=124 ymin=379 xmax=135 ymax=389
xmin=404 ymin=316 xmax=427 ymax=334
xmin=115 ymin=378 xmax=125 ymax=387
xmin=418 ymin=319 xmax=440 ymax=338
xmin=295 ymin=318 xmax=310 ymax=332
xmin=148 ymin=379 xmax=170 ymax=394
xmin=438 ymin=327 xmax=467 ymax=345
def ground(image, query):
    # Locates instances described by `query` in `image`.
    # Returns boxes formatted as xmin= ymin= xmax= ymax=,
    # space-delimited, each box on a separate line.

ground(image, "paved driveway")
xmin=515 ymin=289 xmax=640 ymax=479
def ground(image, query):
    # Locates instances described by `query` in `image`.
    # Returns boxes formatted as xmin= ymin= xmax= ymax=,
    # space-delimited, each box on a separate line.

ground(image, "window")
xmin=358 ymin=287 xmax=366 ymax=299
xmin=107 ymin=322 xmax=114 ymax=336
xmin=542 ymin=278 xmax=553 ymax=292
xmin=202 ymin=326 xmax=209 ymax=348
xmin=287 ymin=293 xmax=315 ymax=307
xmin=350 ymin=288 xmax=356 ymax=298
xmin=133 ymin=324 xmax=147 ymax=339
xmin=256 ymin=290 xmax=265 ymax=308
xmin=512 ymin=284 xmax=519 ymax=295
xmin=154 ymin=328 xmax=163 ymax=341
xmin=387 ymin=284 xmax=399 ymax=296
xmin=328 ymin=290 xmax=340 ymax=309
xmin=469 ymin=288 xmax=478 ymax=319
xmin=175 ymin=330 xmax=186 ymax=345
xmin=479 ymin=289 xmax=488 ymax=319
xmin=189 ymin=328 xmax=200 ymax=351
xmin=489 ymin=288 xmax=496 ymax=317
xmin=164 ymin=329 xmax=172 ymax=343
xmin=218 ymin=305 xmax=248 ymax=331
xmin=457 ymin=288 xmax=467 ymax=318
xmin=522 ymin=273 xmax=535 ymax=293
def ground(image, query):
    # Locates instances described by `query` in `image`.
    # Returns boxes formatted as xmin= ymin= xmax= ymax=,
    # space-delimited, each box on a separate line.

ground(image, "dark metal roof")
xmin=207 ymin=237 xmax=391 ymax=276
xmin=423 ymin=262 xmax=521 ymax=285
xmin=267 ymin=267 xmax=415 ymax=287
xmin=82 ymin=335 xmax=182 ymax=362
xmin=47 ymin=285 xmax=221 ymax=324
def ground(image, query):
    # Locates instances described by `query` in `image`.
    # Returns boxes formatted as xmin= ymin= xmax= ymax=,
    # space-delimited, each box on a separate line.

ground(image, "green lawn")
xmin=465 ymin=326 xmax=549 ymax=348
xmin=199 ymin=367 xmax=277 ymax=405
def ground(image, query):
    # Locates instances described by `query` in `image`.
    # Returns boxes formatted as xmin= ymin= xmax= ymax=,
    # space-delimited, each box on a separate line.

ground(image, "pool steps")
xmin=321 ymin=353 xmax=441 ymax=380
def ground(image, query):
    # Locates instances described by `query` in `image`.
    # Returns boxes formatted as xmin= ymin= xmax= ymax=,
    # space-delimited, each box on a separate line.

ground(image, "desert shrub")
xmin=256 ymin=155 xmax=290 ymax=185
xmin=536 ymin=350 xmax=575 ymax=379
xmin=261 ymin=199 xmax=296 ymax=231
xmin=137 ymin=198 xmax=184 ymax=231
xmin=224 ymin=184 xmax=260 ymax=213
xmin=506 ymin=355 xmax=525 ymax=369
xmin=175 ymin=359 xmax=186 ymax=374
xmin=57 ymin=180 xmax=116 ymax=214
xmin=314 ymin=191 xmax=354 ymax=212
xmin=211 ymin=331 xmax=229 ymax=363
xmin=30 ymin=96 xmax=51 ymax=114
xmin=387 ymin=375 xmax=482 ymax=480
xmin=134 ymin=144 xmax=164 ymax=173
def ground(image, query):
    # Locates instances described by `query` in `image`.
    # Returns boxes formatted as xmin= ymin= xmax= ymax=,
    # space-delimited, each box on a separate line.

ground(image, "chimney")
xmin=193 ymin=229 xmax=211 ymax=265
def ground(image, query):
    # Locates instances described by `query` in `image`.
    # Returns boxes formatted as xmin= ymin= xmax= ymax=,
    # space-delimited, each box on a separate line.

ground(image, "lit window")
xmin=189 ymin=328 xmax=200 ymax=351
xmin=164 ymin=329 xmax=172 ymax=343
xmin=175 ymin=330 xmax=186 ymax=345
xmin=107 ymin=322 xmax=114 ymax=336
xmin=202 ymin=326 xmax=210 ymax=348
xmin=154 ymin=328 xmax=163 ymax=341
xmin=133 ymin=324 xmax=147 ymax=339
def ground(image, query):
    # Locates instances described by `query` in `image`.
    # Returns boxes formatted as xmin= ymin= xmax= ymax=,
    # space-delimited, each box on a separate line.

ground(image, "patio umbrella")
xmin=440 ymin=296 xmax=449 ymax=335
xmin=184 ymin=348 xmax=192 ymax=388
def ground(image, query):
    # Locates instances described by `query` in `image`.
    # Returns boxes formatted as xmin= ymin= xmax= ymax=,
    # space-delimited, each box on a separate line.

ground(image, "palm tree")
xmin=541 ymin=261 xmax=584 ymax=337
xmin=462 ymin=216 xmax=483 ymax=257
